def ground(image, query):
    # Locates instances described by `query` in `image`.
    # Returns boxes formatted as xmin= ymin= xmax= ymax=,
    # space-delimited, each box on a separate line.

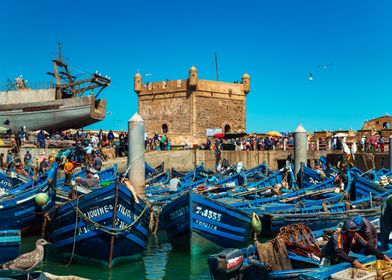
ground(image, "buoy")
xmin=35 ymin=193 xmax=49 ymax=206
xmin=251 ymin=212 xmax=262 ymax=236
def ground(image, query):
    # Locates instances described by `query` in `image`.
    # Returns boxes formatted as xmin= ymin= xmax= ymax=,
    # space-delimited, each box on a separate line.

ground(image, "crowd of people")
xmin=0 ymin=128 xmax=128 ymax=181
xmin=199 ymin=135 xmax=294 ymax=151
xmin=144 ymin=131 xmax=173 ymax=151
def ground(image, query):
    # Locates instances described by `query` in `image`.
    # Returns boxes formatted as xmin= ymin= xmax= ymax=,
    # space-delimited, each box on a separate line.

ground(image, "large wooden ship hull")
xmin=0 ymin=95 xmax=106 ymax=131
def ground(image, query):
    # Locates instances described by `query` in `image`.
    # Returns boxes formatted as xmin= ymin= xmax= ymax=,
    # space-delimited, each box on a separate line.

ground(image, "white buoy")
xmin=128 ymin=113 xmax=146 ymax=197
xmin=294 ymin=124 xmax=308 ymax=185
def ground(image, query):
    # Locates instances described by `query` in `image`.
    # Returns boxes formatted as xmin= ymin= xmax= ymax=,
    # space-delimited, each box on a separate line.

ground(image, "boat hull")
xmin=49 ymin=182 xmax=150 ymax=266
xmin=0 ymin=167 xmax=57 ymax=234
xmin=160 ymin=192 xmax=252 ymax=255
xmin=0 ymin=230 xmax=21 ymax=263
xmin=0 ymin=95 xmax=106 ymax=131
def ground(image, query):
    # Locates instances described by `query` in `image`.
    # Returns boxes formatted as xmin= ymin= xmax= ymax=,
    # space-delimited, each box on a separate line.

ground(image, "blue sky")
xmin=0 ymin=0 xmax=391 ymax=133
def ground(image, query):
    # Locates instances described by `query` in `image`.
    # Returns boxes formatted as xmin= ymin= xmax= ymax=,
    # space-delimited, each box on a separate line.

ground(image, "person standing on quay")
xmin=381 ymin=194 xmax=392 ymax=251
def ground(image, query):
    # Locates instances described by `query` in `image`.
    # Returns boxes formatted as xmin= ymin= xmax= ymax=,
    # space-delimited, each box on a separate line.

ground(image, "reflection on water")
xmin=19 ymin=235 xmax=211 ymax=279
xmin=143 ymin=236 xmax=172 ymax=279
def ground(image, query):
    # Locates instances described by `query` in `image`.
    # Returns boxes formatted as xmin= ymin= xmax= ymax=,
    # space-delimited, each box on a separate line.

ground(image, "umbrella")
xmin=265 ymin=131 xmax=282 ymax=137
xmin=0 ymin=139 xmax=4 ymax=146
xmin=213 ymin=133 xmax=225 ymax=139
xmin=63 ymin=128 xmax=78 ymax=134
xmin=0 ymin=126 xmax=9 ymax=133
xmin=333 ymin=133 xmax=348 ymax=138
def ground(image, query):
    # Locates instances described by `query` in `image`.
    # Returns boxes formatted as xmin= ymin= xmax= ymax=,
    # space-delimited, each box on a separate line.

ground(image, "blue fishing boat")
xmin=0 ymin=165 xmax=57 ymax=234
xmin=56 ymin=164 xmax=117 ymax=188
xmin=160 ymin=191 xmax=252 ymax=255
xmin=145 ymin=162 xmax=164 ymax=179
xmin=208 ymin=243 xmax=392 ymax=280
xmin=0 ymin=170 xmax=30 ymax=191
xmin=48 ymin=180 xmax=151 ymax=267
xmin=261 ymin=197 xmax=380 ymax=236
xmin=0 ymin=230 xmax=21 ymax=263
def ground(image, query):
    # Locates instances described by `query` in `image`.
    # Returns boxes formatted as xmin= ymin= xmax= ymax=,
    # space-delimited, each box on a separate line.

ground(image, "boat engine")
xmin=208 ymin=248 xmax=244 ymax=280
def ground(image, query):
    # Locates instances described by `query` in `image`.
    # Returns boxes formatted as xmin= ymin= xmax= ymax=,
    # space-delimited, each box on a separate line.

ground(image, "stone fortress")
xmin=134 ymin=66 xmax=250 ymax=145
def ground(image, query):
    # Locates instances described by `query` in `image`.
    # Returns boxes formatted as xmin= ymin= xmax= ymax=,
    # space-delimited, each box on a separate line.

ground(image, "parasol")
xmin=265 ymin=131 xmax=282 ymax=137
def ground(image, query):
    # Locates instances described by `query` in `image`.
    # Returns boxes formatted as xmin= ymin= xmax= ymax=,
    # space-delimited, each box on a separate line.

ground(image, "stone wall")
xmin=362 ymin=116 xmax=392 ymax=130
xmin=135 ymin=68 xmax=249 ymax=146
xmin=195 ymin=96 xmax=245 ymax=136
xmin=139 ymin=92 xmax=191 ymax=136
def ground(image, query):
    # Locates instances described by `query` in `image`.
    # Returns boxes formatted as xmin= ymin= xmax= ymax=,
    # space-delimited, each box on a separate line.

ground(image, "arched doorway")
xmin=224 ymin=124 xmax=231 ymax=133
xmin=383 ymin=122 xmax=390 ymax=129
xmin=162 ymin=124 xmax=168 ymax=133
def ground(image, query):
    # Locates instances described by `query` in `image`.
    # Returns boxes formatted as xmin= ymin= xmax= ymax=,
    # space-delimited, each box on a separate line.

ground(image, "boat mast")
xmin=47 ymin=43 xmax=111 ymax=100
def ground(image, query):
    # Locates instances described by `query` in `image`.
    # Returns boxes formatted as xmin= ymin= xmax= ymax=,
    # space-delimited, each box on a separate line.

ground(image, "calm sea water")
xmin=20 ymin=235 xmax=211 ymax=280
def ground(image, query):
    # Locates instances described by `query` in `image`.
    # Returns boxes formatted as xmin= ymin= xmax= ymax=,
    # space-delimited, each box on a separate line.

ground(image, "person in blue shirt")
xmin=37 ymin=130 xmax=46 ymax=148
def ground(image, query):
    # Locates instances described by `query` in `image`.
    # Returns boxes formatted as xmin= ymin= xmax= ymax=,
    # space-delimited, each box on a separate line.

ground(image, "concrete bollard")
xmin=294 ymin=124 xmax=308 ymax=185
xmin=128 ymin=113 xmax=146 ymax=197
xmin=389 ymin=135 xmax=392 ymax=171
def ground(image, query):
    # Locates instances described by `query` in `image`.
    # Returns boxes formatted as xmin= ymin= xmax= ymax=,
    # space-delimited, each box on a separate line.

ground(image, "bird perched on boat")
xmin=2 ymin=239 xmax=50 ymax=278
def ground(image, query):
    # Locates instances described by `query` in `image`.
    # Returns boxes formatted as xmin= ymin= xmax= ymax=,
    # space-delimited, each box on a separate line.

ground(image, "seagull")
xmin=308 ymin=73 xmax=313 ymax=81
xmin=2 ymin=239 xmax=50 ymax=279
xmin=317 ymin=62 xmax=334 ymax=70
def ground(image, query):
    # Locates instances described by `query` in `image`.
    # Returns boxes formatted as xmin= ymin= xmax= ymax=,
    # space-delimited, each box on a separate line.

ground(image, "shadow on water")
xmin=19 ymin=235 xmax=211 ymax=280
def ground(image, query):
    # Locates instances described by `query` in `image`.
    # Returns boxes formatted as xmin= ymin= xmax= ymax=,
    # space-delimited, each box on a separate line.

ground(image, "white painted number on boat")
xmin=195 ymin=206 xmax=222 ymax=222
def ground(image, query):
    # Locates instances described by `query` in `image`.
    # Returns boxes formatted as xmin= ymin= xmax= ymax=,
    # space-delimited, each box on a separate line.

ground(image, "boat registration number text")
xmin=195 ymin=206 xmax=222 ymax=222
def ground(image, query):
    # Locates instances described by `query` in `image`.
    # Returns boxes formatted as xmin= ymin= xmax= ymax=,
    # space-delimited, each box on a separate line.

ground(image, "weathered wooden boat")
xmin=0 ymin=165 xmax=57 ymax=234
xmin=0 ymin=230 xmax=21 ymax=264
xmin=208 ymin=243 xmax=392 ymax=280
xmin=55 ymin=165 xmax=117 ymax=203
xmin=0 ymin=170 xmax=30 ymax=192
xmin=159 ymin=191 xmax=252 ymax=255
xmin=145 ymin=162 xmax=165 ymax=179
xmin=0 ymin=52 xmax=110 ymax=132
xmin=48 ymin=180 xmax=150 ymax=267
xmin=261 ymin=197 xmax=380 ymax=236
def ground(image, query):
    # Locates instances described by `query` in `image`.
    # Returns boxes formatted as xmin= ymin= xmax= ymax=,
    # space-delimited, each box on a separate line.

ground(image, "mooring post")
xmin=108 ymin=179 xmax=119 ymax=269
xmin=294 ymin=124 xmax=307 ymax=187
xmin=389 ymin=135 xmax=392 ymax=171
xmin=128 ymin=113 xmax=146 ymax=197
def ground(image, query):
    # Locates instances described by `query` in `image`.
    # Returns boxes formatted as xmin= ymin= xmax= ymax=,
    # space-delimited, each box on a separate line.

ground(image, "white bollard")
xmin=128 ymin=113 xmax=146 ymax=197
xmin=294 ymin=124 xmax=308 ymax=184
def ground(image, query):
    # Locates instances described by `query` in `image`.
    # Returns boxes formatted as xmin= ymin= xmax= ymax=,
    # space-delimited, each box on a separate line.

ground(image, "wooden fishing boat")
xmin=55 ymin=165 xmax=117 ymax=203
xmin=159 ymin=191 xmax=252 ymax=255
xmin=48 ymin=180 xmax=150 ymax=267
xmin=208 ymin=244 xmax=392 ymax=280
xmin=261 ymin=197 xmax=380 ymax=236
xmin=0 ymin=165 xmax=57 ymax=234
xmin=0 ymin=230 xmax=21 ymax=264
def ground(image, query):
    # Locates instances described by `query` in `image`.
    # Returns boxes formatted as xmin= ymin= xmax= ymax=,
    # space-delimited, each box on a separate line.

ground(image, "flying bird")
xmin=2 ymin=239 xmax=50 ymax=279
xmin=317 ymin=62 xmax=334 ymax=70
xmin=308 ymin=73 xmax=313 ymax=81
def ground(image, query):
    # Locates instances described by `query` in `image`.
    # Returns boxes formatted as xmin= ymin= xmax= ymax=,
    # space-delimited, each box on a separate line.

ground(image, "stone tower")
xmin=134 ymin=72 xmax=142 ymax=93
xmin=134 ymin=67 xmax=250 ymax=145
xmin=189 ymin=66 xmax=198 ymax=87
xmin=242 ymin=73 xmax=250 ymax=93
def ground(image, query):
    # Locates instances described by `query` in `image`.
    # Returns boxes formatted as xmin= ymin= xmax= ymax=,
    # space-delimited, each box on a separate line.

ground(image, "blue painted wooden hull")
xmin=160 ymin=191 xmax=252 ymax=255
xmin=0 ymin=230 xmax=21 ymax=264
xmin=209 ymin=240 xmax=392 ymax=280
xmin=49 ymin=182 xmax=150 ymax=266
xmin=262 ymin=205 xmax=380 ymax=236
xmin=0 ymin=166 xmax=57 ymax=234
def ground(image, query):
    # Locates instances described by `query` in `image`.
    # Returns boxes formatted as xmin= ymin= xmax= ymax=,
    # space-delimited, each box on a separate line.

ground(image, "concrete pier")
xmin=294 ymin=124 xmax=308 ymax=181
xmin=128 ymin=113 xmax=146 ymax=197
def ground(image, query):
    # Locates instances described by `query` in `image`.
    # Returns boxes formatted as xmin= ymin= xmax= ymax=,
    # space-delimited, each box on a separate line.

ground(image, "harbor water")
xmin=20 ymin=235 xmax=211 ymax=280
